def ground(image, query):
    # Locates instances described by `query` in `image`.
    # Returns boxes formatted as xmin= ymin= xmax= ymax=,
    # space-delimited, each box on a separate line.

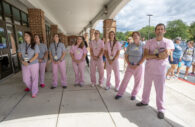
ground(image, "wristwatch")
xmin=27 ymin=61 xmax=30 ymax=63
xmin=137 ymin=63 xmax=140 ymax=66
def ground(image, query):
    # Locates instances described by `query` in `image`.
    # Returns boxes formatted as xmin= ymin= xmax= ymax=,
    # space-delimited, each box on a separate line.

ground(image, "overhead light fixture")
xmin=104 ymin=5 xmax=108 ymax=15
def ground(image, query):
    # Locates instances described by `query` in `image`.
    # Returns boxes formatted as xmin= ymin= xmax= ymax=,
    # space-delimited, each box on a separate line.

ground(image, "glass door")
xmin=0 ymin=20 xmax=13 ymax=79
xmin=6 ymin=23 xmax=20 ymax=72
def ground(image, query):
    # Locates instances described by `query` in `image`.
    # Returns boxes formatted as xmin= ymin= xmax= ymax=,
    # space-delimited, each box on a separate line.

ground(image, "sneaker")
xmin=24 ymin=88 xmax=30 ymax=92
xmin=74 ymin=84 xmax=79 ymax=87
xmin=184 ymin=76 xmax=187 ymax=80
xmin=63 ymin=86 xmax=67 ymax=89
xmin=189 ymin=73 xmax=195 ymax=76
xmin=32 ymin=95 xmax=36 ymax=98
xmin=91 ymin=84 xmax=95 ymax=87
xmin=115 ymin=87 xmax=119 ymax=92
xmin=99 ymin=84 xmax=104 ymax=88
xmin=175 ymin=74 xmax=179 ymax=77
xmin=105 ymin=86 xmax=110 ymax=90
xmin=50 ymin=86 xmax=56 ymax=89
xmin=115 ymin=95 xmax=122 ymax=100
xmin=157 ymin=112 xmax=164 ymax=119
xmin=130 ymin=96 xmax=136 ymax=100
xmin=136 ymin=102 xmax=148 ymax=106
xmin=166 ymin=76 xmax=171 ymax=80
xmin=172 ymin=76 xmax=178 ymax=79
xmin=79 ymin=84 xmax=83 ymax=87
xmin=40 ymin=84 xmax=45 ymax=88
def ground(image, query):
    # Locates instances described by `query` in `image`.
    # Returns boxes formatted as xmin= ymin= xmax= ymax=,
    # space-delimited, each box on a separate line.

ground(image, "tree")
xmin=165 ymin=19 xmax=190 ymax=40
xmin=139 ymin=26 xmax=155 ymax=40
xmin=189 ymin=22 xmax=195 ymax=40
xmin=116 ymin=32 xmax=126 ymax=41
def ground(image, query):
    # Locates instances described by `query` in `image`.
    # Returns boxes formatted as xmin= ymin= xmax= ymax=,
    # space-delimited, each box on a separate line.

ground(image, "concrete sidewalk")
xmin=0 ymin=53 xmax=195 ymax=127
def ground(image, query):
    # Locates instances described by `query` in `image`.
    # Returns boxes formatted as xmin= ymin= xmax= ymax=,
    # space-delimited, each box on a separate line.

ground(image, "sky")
xmin=96 ymin=0 xmax=195 ymax=32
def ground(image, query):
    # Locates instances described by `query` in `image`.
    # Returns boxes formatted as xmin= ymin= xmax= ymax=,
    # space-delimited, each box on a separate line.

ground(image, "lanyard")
xmin=25 ymin=43 xmax=31 ymax=54
xmin=54 ymin=42 xmax=59 ymax=55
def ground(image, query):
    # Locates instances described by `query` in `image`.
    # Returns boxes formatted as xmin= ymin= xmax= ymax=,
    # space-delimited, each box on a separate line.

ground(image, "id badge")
xmin=110 ymin=56 xmax=114 ymax=60
xmin=154 ymin=49 xmax=159 ymax=54
xmin=24 ymin=54 xmax=29 ymax=62
xmin=54 ymin=55 xmax=58 ymax=60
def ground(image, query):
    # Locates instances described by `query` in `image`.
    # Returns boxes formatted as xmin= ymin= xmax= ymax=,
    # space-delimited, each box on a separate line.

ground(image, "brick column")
xmin=103 ymin=19 xmax=116 ymax=43
xmin=50 ymin=25 xmax=58 ymax=42
xmin=59 ymin=33 xmax=68 ymax=47
xmin=90 ymin=28 xmax=95 ymax=41
xmin=28 ymin=8 xmax=46 ymax=44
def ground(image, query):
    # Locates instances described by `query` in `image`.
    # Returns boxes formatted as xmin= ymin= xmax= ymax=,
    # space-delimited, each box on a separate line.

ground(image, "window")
xmin=17 ymin=31 xmax=24 ymax=45
xmin=0 ymin=27 xmax=7 ymax=49
xmin=3 ymin=2 xmax=11 ymax=17
xmin=0 ymin=1 xmax=2 ymax=16
xmin=12 ymin=7 xmax=20 ymax=21
xmin=21 ymin=12 xmax=27 ymax=23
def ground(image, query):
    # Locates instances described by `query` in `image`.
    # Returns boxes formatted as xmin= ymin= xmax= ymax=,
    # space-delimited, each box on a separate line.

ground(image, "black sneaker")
xmin=63 ymin=86 xmax=67 ymax=89
xmin=136 ymin=102 xmax=148 ymax=106
xmin=130 ymin=96 xmax=136 ymax=100
xmin=115 ymin=95 xmax=122 ymax=100
xmin=50 ymin=86 xmax=56 ymax=89
xmin=157 ymin=112 xmax=164 ymax=119
xmin=74 ymin=84 xmax=78 ymax=87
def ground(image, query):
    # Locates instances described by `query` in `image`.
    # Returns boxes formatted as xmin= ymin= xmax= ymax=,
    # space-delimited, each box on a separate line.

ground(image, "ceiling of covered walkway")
xmin=19 ymin=0 xmax=130 ymax=35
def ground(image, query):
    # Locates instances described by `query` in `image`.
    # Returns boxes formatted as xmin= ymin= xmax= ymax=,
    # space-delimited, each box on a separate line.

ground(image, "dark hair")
xmin=53 ymin=33 xmax=61 ymax=42
xmin=24 ymin=31 xmax=35 ymax=49
xmin=187 ymin=40 xmax=194 ymax=46
xmin=132 ymin=31 xmax=141 ymax=37
xmin=155 ymin=23 xmax=166 ymax=31
xmin=109 ymin=31 xmax=117 ymax=46
xmin=34 ymin=34 xmax=42 ymax=43
xmin=75 ymin=36 xmax=84 ymax=49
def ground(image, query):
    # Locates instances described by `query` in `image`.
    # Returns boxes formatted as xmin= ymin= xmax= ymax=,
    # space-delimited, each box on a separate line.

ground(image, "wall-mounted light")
xmin=104 ymin=5 xmax=108 ymax=15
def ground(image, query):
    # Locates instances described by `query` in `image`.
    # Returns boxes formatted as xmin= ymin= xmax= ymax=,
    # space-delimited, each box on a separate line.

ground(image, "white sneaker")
xmin=91 ymin=84 xmax=95 ymax=87
xmin=184 ymin=76 xmax=187 ymax=80
xmin=166 ymin=76 xmax=171 ymax=80
xmin=175 ymin=74 xmax=179 ymax=77
xmin=99 ymin=84 xmax=103 ymax=88
xmin=105 ymin=86 xmax=110 ymax=90
xmin=115 ymin=87 xmax=119 ymax=92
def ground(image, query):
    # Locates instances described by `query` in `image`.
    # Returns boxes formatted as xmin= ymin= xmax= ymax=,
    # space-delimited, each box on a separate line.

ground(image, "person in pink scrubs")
xmin=49 ymin=33 xmax=67 ymax=89
xmin=34 ymin=34 xmax=48 ymax=88
xmin=18 ymin=32 xmax=40 ymax=98
xmin=89 ymin=30 xmax=104 ymax=87
xmin=104 ymin=31 xmax=121 ymax=91
xmin=136 ymin=23 xmax=174 ymax=119
xmin=70 ymin=36 xmax=88 ymax=87
xmin=115 ymin=32 xmax=145 ymax=100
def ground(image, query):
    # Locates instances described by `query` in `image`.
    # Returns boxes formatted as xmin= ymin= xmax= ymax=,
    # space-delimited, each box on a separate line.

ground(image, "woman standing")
xmin=89 ymin=30 xmax=104 ymax=87
xmin=166 ymin=37 xmax=182 ymax=79
xmin=115 ymin=32 xmax=145 ymax=100
xmin=18 ymin=32 xmax=40 ymax=98
xmin=104 ymin=31 xmax=121 ymax=91
xmin=70 ymin=36 xmax=88 ymax=86
xmin=176 ymin=41 xmax=194 ymax=80
xmin=49 ymin=33 xmax=67 ymax=89
xmin=34 ymin=34 xmax=48 ymax=88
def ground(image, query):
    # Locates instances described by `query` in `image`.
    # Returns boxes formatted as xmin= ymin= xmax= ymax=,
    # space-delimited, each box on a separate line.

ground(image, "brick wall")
xmin=28 ymin=8 xmax=47 ymax=44
xmin=103 ymin=19 xmax=116 ymax=43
